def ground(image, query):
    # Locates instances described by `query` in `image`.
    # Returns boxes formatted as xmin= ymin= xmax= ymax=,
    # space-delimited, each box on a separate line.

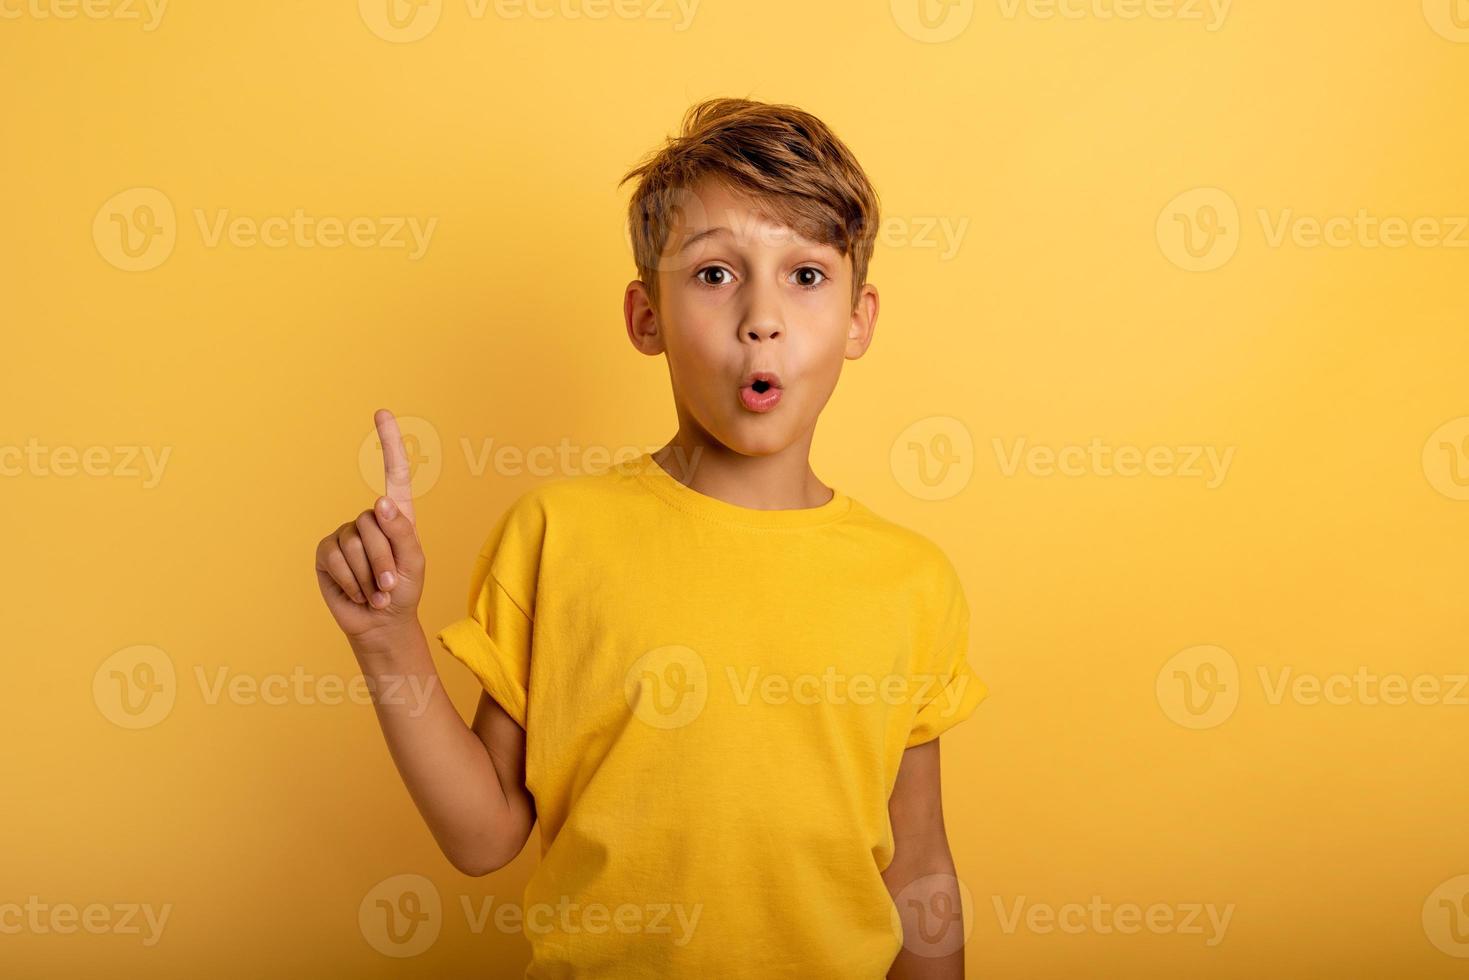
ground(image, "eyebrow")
xmin=672 ymin=225 xmax=831 ymax=256
xmin=672 ymin=226 xmax=731 ymax=255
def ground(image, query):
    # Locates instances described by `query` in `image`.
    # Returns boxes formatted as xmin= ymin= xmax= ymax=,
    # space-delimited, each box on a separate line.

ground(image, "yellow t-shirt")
xmin=435 ymin=451 xmax=987 ymax=978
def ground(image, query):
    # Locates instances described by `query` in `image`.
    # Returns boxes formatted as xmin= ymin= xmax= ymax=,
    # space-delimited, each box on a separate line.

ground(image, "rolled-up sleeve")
xmin=905 ymin=567 xmax=988 ymax=747
xmin=435 ymin=497 xmax=542 ymax=729
xmin=436 ymin=563 xmax=532 ymax=728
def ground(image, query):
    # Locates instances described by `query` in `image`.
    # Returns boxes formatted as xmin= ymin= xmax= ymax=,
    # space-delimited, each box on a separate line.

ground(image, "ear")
xmin=845 ymin=282 xmax=879 ymax=359
xmin=624 ymin=279 xmax=665 ymax=355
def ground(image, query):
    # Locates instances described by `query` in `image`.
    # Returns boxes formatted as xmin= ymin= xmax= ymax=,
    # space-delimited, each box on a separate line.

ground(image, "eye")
xmin=792 ymin=266 xmax=827 ymax=289
xmin=695 ymin=265 xmax=733 ymax=288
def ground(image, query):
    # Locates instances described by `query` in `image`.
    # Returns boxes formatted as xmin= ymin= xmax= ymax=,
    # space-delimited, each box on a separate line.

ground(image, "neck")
xmin=653 ymin=430 xmax=834 ymax=511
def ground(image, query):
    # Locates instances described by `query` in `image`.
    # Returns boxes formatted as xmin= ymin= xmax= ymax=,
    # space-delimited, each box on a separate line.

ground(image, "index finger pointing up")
xmin=374 ymin=408 xmax=416 ymax=524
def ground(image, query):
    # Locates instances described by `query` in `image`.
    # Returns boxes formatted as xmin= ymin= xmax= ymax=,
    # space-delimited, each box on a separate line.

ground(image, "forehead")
xmin=666 ymin=178 xmax=833 ymax=252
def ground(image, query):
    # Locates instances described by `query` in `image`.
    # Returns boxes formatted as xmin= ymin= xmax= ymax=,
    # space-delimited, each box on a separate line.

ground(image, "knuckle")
xmin=330 ymin=565 xmax=361 ymax=597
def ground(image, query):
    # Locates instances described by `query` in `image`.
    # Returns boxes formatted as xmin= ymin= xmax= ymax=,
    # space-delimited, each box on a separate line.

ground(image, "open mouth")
xmin=744 ymin=370 xmax=783 ymax=390
xmin=739 ymin=372 xmax=783 ymax=412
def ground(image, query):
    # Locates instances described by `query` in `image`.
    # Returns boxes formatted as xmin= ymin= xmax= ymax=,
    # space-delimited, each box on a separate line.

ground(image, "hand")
xmin=315 ymin=408 xmax=426 ymax=646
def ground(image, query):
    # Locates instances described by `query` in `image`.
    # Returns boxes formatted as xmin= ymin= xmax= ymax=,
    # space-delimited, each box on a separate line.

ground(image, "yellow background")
xmin=4 ymin=0 xmax=1467 ymax=976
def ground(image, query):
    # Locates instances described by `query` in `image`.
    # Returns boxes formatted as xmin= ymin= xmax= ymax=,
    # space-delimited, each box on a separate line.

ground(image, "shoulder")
xmin=481 ymin=456 xmax=640 ymax=544
xmin=465 ymin=465 xmax=622 ymax=601
xmin=503 ymin=455 xmax=643 ymax=517
xmin=843 ymin=498 xmax=963 ymax=591
xmin=842 ymin=500 xmax=969 ymax=645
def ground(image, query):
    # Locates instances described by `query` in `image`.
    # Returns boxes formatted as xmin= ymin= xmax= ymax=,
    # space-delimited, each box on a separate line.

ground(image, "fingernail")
xmin=371 ymin=591 xmax=387 ymax=608
xmin=379 ymin=570 xmax=396 ymax=590
xmin=377 ymin=496 xmax=397 ymax=519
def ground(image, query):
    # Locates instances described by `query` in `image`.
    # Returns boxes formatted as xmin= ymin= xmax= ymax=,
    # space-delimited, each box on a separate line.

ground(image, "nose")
xmin=739 ymin=279 xmax=783 ymax=342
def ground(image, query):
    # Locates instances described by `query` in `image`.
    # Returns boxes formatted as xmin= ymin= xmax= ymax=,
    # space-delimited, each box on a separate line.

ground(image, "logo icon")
xmin=891 ymin=416 xmax=974 ymax=501
xmin=890 ymin=0 xmax=975 ymax=42
xmin=1423 ymin=417 xmax=1469 ymax=501
xmin=1424 ymin=0 xmax=1469 ymax=42
xmin=93 ymin=645 xmax=176 ymax=729
xmin=1424 ymin=875 xmax=1469 ymax=957
xmin=1157 ymin=188 xmax=1240 ymax=272
xmin=93 ymin=188 xmax=177 ymax=272
xmin=359 ymin=415 xmax=442 ymax=500
xmin=625 ymin=184 xmax=718 ymax=276
xmin=359 ymin=873 xmax=442 ymax=957
xmin=359 ymin=0 xmax=443 ymax=43
xmin=889 ymin=872 xmax=974 ymax=957
xmin=1156 ymin=645 xmax=1239 ymax=730
xmin=624 ymin=645 xmax=708 ymax=730
xmin=93 ymin=643 xmax=174 ymax=728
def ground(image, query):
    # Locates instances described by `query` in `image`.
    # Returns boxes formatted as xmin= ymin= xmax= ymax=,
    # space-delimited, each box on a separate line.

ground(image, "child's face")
xmin=624 ymin=177 xmax=878 ymax=457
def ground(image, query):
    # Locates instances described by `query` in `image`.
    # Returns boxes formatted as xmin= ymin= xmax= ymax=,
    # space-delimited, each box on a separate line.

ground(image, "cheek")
xmin=663 ymin=324 xmax=732 ymax=393
xmin=803 ymin=307 xmax=852 ymax=359
xmin=660 ymin=286 xmax=733 ymax=344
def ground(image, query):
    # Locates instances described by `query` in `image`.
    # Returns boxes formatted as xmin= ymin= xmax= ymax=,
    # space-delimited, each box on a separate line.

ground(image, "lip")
xmin=738 ymin=371 xmax=784 ymax=413
xmin=742 ymin=371 xmax=783 ymax=389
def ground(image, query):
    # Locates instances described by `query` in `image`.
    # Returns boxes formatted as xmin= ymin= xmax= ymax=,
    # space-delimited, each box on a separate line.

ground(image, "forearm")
xmin=883 ymin=839 xmax=965 ymax=979
xmin=350 ymin=622 xmax=520 ymax=875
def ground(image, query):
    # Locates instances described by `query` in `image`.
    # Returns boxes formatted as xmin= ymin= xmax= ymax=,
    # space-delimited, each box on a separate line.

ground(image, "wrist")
xmin=349 ymin=619 xmax=425 ymax=663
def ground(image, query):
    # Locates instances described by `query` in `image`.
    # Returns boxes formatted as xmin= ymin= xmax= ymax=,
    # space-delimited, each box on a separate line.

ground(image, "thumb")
xmin=375 ymin=494 xmax=424 ymax=571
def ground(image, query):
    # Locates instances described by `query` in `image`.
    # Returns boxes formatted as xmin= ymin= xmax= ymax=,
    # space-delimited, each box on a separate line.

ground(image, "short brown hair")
xmin=618 ymin=97 xmax=881 ymax=313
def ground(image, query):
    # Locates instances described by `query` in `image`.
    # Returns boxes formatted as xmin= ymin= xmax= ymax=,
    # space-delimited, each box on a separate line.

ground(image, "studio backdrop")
xmin=3 ymin=2 xmax=1467 ymax=977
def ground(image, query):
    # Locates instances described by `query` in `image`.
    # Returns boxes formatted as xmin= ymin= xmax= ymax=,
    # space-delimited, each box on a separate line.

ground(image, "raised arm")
xmin=313 ymin=408 xmax=535 ymax=875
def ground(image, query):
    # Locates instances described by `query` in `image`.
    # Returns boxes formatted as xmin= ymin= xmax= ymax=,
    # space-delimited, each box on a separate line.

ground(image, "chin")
xmin=714 ymin=421 xmax=799 ymax=458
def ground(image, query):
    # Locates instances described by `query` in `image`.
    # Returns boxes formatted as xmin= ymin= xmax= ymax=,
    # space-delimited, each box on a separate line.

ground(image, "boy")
xmin=315 ymin=97 xmax=986 ymax=977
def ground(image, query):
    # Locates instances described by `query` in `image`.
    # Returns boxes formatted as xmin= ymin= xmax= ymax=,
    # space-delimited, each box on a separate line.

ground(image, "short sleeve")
xmin=434 ymin=495 xmax=543 ymax=729
xmin=905 ymin=562 xmax=988 ymax=748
